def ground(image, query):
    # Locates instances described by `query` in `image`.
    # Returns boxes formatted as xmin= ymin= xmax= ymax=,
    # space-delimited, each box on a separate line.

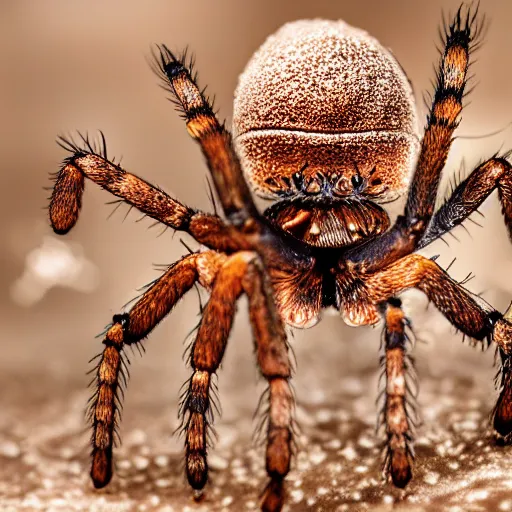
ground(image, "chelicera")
xmin=48 ymin=4 xmax=512 ymax=511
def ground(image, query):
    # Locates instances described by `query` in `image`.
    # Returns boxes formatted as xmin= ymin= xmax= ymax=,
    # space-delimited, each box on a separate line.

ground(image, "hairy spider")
xmin=48 ymin=4 xmax=512 ymax=511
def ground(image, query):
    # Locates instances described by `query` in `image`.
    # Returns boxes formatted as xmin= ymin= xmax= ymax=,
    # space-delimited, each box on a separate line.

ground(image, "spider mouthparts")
xmin=265 ymin=197 xmax=390 ymax=248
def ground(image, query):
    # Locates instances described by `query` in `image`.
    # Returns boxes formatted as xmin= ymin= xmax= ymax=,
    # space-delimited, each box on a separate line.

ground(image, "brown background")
xmin=1 ymin=1 xmax=512 ymax=511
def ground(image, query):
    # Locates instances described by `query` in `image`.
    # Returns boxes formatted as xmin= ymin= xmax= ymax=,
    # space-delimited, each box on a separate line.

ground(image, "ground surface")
xmin=2 ymin=347 xmax=512 ymax=512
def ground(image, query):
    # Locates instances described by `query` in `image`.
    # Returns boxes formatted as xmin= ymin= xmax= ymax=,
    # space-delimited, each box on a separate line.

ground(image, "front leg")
xmin=493 ymin=306 xmax=512 ymax=441
xmin=243 ymin=260 xmax=294 ymax=512
xmin=50 ymin=135 xmax=192 ymax=235
xmin=152 ymin=46 xmax=259 ymax=224
xmin=418 ymin=156 xmax=512 ymax=248
xmin=49 ymin=135 xmax=252 ymax=253
xmin=360 ymin=254 xmax=512 ymax=351
xmin=345 ymin=5 xmax=483 ymax=271
xmin=182 ymin=251 xmax=256 ymax=491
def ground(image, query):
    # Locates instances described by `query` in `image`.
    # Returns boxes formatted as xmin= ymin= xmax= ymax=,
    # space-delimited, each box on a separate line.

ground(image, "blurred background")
xmin=1 ymin=1 xmax=512 ymax=510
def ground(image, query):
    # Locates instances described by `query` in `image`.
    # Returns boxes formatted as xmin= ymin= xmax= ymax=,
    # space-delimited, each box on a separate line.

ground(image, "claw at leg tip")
xmin=193 ymin=489 xmax=205 ymax=502
xmin=261 ymin=479 xmax=285 ymax=512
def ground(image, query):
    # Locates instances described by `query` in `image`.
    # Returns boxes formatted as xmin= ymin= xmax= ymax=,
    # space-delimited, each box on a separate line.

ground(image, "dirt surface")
xmin=2 ymin=343 xmax=512 ymax=512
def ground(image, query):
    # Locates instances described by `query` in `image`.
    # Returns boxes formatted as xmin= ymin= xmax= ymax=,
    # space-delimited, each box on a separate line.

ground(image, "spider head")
xmin=233 ymin=19 xmax=420 ymax=248
xmin=263 ymin=169 xmax=391 ymax=247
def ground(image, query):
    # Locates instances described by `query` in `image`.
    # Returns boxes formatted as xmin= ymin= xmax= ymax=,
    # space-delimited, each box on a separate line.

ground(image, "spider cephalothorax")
xmin=48 ymin=5 xmax=512 ymax=512
xmin=234 ymin=20 xmax=418 ymax=249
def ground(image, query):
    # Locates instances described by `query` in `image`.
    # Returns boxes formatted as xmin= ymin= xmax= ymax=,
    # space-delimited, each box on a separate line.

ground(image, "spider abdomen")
xmin=233 ymin=19 xmax=420 ymax=200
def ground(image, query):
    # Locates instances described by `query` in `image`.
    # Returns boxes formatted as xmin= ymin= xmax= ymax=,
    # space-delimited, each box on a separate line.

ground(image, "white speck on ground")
xmin=133 ymin=456 xmax=150 ymax=471
xmin=339 ymin=444 xmax=358 ymax=461
xmin=154 ymin=455 xmax=169 ymax=468
xmin=290 ymin=489 xmax=304 ymax=503
xmin=0 ymin=440 xmax=21 ymax=458
xmin=221 ymin=495 xmax=233 ymax=506
xmin=423 ymin=472 xmax=440 ymax=485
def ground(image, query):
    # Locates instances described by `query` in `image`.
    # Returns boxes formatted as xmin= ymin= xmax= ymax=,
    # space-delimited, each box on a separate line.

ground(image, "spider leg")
xmin=356 ymin=254 xmax=512 ymax=352
xmin=418 ymin=156 xmax=512 ymax=248
xmin=346 ymin=5 xmax=485 ymax=271
xmin=88 ymin=251 xmax=223 ymax=488
xmin=360 ymin=256 xmax=512 ymax=440
xmin=243 ymin=261 xmax=293 ymax=512
xmin=152 ymin=46 xmax=259 ymax=225
xmin=381 ymin=298 xmax=416 ymax=488
xmin=352 ymin=254 xmax=512 ymax=439
xmin=49 ymin=139 xmax=252 ymax=252
xmin=182 ymin=251 xmax=255 ymax=491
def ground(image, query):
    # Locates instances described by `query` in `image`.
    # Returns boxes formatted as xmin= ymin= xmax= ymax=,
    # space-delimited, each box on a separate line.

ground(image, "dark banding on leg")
xmin=345 ymin=5 xmax=485 ymax=272
xmin=405 ymin=5 xmax=480 ymax=223
xmin=243 ymin=261 xmax=293 ymax=512
xmin=382 ymin=298 xmax=415 ymax=488
xmin=152 ymin=46 xmax=259 ymax=224
xmin=183 ymin=252 xmax=254 ymax=491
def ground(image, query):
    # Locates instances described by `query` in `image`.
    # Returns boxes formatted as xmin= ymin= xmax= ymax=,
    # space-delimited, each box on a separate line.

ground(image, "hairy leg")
xmin=49 ymin=136 xmax=252 ymax=252
xmin=182 ymin=252 xmax=255 ymax=490
xmin=89 ymin=251 xmax=222 ymax=488
xmin=357 ymin=254 xmax=512 ymax=353
xmin=351 ymin=255 xmax=512 ymax=439
xmin=418 ymin=156 xmax=512 ymax=248
xmin=381 ymin=298 xmax=415 ymax=488
xmin=345 ymin=5 xmax=485 ymax=271
xmin=152 ymin=46 xmax=259 ymax=225
xmin=243 ymin=261 xmax=293 ymax=512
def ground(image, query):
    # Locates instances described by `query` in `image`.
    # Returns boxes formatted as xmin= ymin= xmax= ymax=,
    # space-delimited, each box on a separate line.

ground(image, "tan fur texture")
xmin=233 ymin=19 xmax=419 ymax=198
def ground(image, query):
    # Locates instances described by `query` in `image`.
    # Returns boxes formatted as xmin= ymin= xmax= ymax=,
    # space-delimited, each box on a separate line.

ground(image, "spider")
xmin=48 ymin=4 xmax=512 ymax=511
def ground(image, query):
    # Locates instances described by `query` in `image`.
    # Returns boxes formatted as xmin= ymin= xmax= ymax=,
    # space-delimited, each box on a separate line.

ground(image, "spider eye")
xmin=292 ymin=172 xmax=303 ymax=189
xmin=351 ymin=174 xmax=364 ymax=189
